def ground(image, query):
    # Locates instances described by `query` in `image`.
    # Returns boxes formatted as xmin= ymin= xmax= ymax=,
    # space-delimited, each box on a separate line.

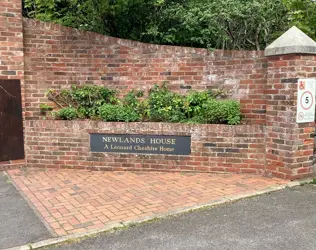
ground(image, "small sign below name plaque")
xmin=90 ymin=134 xmax=191 ymax=155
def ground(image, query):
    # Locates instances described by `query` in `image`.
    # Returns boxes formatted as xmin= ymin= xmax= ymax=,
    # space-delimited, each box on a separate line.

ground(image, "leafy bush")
xmin=145 ymin=84 xmax=186 ymax=123
xmin=43 ymin=84 xmax=241 ymax=125
xmin=39 ymin=103 xmax=53 ymax=114
xmin=123 ymin=90 xmax=144 ymax=108
xmin=99 ymin=104 xmax=140 ymax=122
xmin=46 ymin=85 xmax=117 ymax=119
xmin=184 ymin=90 xmax=216 ymax=119
xmin=69 ymin=85 xmax=117 ymax=118
xmin=53 ymin=107 xmax=78 ymax=120
xmin=203 ymin=99 xmax=241 ymax=125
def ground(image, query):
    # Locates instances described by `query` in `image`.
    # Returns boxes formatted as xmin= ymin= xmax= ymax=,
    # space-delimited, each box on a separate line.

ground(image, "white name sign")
xmin=296 ymin=78 xmax=316 ymax=123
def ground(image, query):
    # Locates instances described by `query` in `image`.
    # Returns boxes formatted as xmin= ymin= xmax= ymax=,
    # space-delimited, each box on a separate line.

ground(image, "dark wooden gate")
xmin=0 ymin=80 xmax=24 ymax=161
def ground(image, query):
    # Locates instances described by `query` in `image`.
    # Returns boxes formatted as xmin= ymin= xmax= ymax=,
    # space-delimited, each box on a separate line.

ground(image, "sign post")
xmin=296 ymin=79 xmax=316 ymax=123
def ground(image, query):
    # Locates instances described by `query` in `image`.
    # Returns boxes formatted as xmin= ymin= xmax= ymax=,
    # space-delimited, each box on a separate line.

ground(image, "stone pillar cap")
xmin=265 ymin=26 xmax=316 ymax=56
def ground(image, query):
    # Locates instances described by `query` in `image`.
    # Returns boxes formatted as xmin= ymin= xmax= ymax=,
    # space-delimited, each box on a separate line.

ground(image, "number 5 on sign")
xmin=296 ymin=78 xmax=316 ymax=123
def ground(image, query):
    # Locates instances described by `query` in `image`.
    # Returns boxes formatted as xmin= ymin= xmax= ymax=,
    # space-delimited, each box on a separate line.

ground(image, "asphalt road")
xmin=0 ymin=172 xmax=51 ymax=249
xmin=49 ymin=185 xmax=316 ymax=250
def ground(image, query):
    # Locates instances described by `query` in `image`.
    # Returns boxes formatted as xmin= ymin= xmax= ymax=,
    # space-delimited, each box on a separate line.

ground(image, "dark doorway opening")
xmin=0 ymin=80 xmax=24 ymax=161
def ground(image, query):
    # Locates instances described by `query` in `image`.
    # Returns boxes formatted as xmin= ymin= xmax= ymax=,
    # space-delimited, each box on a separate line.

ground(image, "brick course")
xmin=25 ymin=120 xmax=266 ymax=174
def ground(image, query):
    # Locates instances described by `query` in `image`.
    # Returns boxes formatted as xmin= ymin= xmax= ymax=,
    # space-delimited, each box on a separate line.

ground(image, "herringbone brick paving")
xmin=7 ymin=169 xmax=288 ymax=236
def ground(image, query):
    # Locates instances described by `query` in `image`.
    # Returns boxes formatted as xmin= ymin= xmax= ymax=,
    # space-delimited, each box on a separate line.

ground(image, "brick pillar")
xmin=0 ymin=0 xmax=24 ymax=79
xmin=0 ymin=0 xmax=24 ymax=105
xmin=265 ymin=26 xmax=316 ymax=180
xmin=0 ymin=0 xmax=25 ymax=167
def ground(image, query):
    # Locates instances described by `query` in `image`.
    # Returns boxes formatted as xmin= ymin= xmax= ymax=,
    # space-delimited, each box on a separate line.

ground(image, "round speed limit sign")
xmin=296 ymin=79 xmax=316 ymax=124
xmin=300 ymin=91 xmax=314 ymax=110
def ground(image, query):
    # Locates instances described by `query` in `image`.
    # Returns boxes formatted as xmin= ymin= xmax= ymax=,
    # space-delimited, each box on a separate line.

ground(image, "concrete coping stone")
xmin=265 ymin=26 xmax=316 ymax=56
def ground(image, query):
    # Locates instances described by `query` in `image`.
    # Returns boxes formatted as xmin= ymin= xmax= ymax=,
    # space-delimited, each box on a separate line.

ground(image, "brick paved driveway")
xmin=7 ymin=169 xmax=288 ymax=237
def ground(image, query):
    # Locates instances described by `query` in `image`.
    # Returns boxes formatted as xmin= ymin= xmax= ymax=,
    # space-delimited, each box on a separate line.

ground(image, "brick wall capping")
xmin=27 ymin=120 xmax=265 ymax=134
xmin=265 ymin=26 xmax=316 ymax=56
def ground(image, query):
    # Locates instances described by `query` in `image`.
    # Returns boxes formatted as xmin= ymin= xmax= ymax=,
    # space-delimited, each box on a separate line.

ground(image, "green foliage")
xmin=156 ymin=0 xmax=287 ymax=50
xmin=283 ymin=0 xmax=316 ymax=40
xmin=44 ymin=84 xmax=241 ymax=124
xmin=22 ymin=0 xmax=308 ymax=50
xmin=146 ymin=84 xmax=186 ymax=122
xmin=22 ymin=0 xmax=184 ymax=41
xmin=185 ymin=90 xmax=215 ymax=118
xmin=99 ymin=104 xmax=140 ymax=122
xmin=46 ymin=85 xmax=117 ymax=119
xmin=53 ymin=107 xmax=78 ymax=120
xmin=309 ymin=178 xmax=316 ymax=185
xmin=39 ymin=103 xmax=53 ymax=113
xmin=123 ymin=90 xmax=144 ymax=109
xmin=203 ymin=99 xmax=241 ymax=125
xmin=145 ymin=84 xmax=241 ymax=124
xmin=69 ymin=85 xmax=117 ymax=118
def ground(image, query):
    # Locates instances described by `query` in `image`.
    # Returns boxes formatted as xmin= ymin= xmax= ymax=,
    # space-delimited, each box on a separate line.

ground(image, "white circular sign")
xmin=300 ymin=91 xmax=314 ymax=110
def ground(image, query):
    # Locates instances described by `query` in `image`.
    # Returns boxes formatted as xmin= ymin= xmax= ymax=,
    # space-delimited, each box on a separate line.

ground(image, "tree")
xmin=142 ymin=0 xmax=287 ymax=50
xmin=283 ymin=0 xmax=316 ymax=40
xmin=22 ymin=0 xmax=314 ymax=50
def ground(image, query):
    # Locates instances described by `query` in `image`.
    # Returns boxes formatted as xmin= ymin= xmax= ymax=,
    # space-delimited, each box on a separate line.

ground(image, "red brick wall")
xmin=21 ymin=18 xmax=267 ymax=175
xmin=25 ymin=120 xmax=266 ymax=174
xmin=23 ymin=19 xmax=267 ymax=124
xmin=0 ymin=0 xmax=25 ymax=167
xmin=265 ymin=55 xmax=316 ymax=180
xmin=0 ymin=0 xmax=24 ymax=80
xmin=2 ymin=2 xmax=315 ymax=179
xmin=0 ymin=0 xmax=24 ymax=104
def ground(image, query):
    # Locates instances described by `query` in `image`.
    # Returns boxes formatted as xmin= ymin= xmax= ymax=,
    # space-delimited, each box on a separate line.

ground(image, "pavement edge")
xmin=4 ymin=177 xmax=312 ymax=250
xmin=3 ymin=171 xmax=57 ymax=237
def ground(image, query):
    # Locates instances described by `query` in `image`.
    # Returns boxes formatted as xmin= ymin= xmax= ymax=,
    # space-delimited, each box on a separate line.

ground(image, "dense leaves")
xmin=44 ymin=84 xmax=241 ymax=125
xmin=99 ymin=104 xmax=140 ymax=122
xmin=283 ymin=0 xmax=316 ymax=39
xmin=54 ymin=107 xmax=78 ymax=120
xmin=22 ymin=0 xmax=316 ymax=50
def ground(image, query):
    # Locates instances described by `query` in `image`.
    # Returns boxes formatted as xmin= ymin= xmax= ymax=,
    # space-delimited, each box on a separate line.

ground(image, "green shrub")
xmin=123 ymin=90 xmax=144 ymax=108
xmin=99 ymin=104 xmax=140 ymax=122
xmin=146 ymin=84 xmax=186 ymax=122
xmin=39 ymin=103 xmax=53 ymax=114
xmin=53 ymin=107 xmax=78 ymax=120
xmin=70 ymin=85 xmax=117 ymax=118
xmin=46 ymin=83 xmax=241 ymax=125
xmin=202 ymin=99 xmax=241 ymax=125
xmin=184 ymin=90 xmax=215 ymax=119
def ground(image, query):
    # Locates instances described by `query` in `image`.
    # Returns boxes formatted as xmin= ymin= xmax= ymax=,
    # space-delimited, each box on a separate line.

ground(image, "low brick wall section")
xmin=0 ymin=159 xmax=26 ymax=171
xmin=25 ymin=121 xmax=265 ymax=174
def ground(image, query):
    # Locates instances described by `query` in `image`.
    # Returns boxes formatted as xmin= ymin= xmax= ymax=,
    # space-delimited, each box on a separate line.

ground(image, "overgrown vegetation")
xmin=39 ymin=103 xmax=53 ymax=114
xmin=22 ymin=0 xmax=316 ymax=50
xmin=44 ymin=84 xmax=241 ymax=125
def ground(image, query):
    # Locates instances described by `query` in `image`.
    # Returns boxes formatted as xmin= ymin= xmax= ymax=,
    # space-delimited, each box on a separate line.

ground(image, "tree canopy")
xmin=22 ymin=0 xmax=316 ymax=50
